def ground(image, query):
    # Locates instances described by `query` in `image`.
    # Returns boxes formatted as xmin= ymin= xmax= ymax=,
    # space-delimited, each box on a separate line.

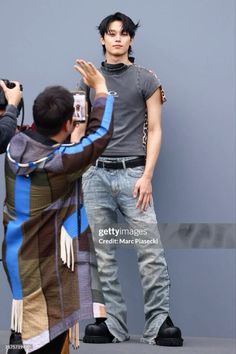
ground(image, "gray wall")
xmin=0 ymin=0 xmax=235 ymax=339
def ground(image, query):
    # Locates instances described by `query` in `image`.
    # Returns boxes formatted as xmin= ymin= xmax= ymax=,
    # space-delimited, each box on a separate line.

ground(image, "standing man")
xmin=80 ymin=12 xmax=183 ymax=346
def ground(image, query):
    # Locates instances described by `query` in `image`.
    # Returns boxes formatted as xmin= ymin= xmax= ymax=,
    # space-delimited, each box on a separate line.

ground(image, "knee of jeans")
xmin=124 ymin=202 xmax=158 ymax=224
xmin=131 ymin=212 xmax=158 ymax=226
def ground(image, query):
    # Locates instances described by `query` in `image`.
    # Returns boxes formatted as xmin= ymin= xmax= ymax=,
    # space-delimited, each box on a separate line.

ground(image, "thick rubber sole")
xmin=155 ymin=337 xmax=184 ymax=346
xmin=83 ymin=335 xmax=114 ymax=344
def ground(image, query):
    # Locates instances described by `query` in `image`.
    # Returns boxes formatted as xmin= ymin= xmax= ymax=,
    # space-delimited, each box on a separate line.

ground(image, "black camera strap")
xmin=18 ymin=99 xmax=25 ymax=129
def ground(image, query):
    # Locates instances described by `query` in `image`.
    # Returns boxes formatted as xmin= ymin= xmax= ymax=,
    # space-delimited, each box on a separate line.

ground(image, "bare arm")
xmin=144 ymin=87 xmax=162 ymax=179
xmin=133 ymin=88 xmax=162 ymax=211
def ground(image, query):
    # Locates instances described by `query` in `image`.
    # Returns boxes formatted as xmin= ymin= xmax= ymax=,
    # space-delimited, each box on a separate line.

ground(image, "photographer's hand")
xmin=0 ymin=80 xmax=22 ymax=108
xmin=74 ymin=60 xmax=108 ymax=94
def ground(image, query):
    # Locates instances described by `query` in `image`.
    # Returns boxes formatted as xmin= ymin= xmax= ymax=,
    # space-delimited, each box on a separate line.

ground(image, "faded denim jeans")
xmin=82 ymin=157 xmax=170 ymax=344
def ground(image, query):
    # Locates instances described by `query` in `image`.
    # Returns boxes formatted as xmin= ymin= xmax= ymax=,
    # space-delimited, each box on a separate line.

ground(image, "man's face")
xmin=101 ymin=20 xmax=132 ymax=58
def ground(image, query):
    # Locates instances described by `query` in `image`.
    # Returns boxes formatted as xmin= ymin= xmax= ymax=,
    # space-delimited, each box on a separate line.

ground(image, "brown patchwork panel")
xmin=47 ymin=172 xmax=71 ymax=202
xmin=37 ymin=210 xmax=57 ymax=258
xmin=59 ymin=262 xmax=80 ymax=318
xmin=21 ymin=215 xmax=41 ymax=259
xmin=22 ymin=287 xmax=49 ymax=340
xmin=30 ymin=184 xmax=52 ymax=214
xmin=19 ymin=258 xmax=41 ymax=297
xmin=78 ymin=227 xmax=90 ymax=252
xmin=39 ymin=255 xmax=63 ymax=328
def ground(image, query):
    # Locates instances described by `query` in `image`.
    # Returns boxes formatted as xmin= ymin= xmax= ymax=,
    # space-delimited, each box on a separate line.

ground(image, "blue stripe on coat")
xmin=63 ymin=211 xmax=78 ymax=239
xmin=5 ymin=175 xmax=31 ymax=299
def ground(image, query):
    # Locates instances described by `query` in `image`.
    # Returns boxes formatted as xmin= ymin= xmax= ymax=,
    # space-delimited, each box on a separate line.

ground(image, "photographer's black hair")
xmin=33 ymin=86 xmax=74 ymax=137
xmin=98 ymin=12 xmax=140 ymax=55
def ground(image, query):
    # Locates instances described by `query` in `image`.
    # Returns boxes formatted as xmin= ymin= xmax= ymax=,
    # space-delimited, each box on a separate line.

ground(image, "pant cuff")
xmin=105 ymin=320 xmax=130 ymax=343
xmin=140 ymin=313 xmax=169 ymax=344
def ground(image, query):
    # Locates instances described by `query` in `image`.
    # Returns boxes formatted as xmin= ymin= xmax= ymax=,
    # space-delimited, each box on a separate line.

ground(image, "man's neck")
xmin=50 ymin=131 xmax=68 ymax=143
xmin=105 ymin=53 xmax=132 ymax=65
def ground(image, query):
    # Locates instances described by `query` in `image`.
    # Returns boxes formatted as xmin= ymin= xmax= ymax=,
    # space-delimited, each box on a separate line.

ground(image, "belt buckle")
xmin=95 ymin=160 xmax=101 ymax=167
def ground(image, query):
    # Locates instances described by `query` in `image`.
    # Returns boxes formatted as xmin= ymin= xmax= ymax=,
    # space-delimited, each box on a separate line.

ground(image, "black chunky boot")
xmin=83 ymin=319 xmax=114 ymax=343
xmin=155 ymin=316 xmax=183 ymax=346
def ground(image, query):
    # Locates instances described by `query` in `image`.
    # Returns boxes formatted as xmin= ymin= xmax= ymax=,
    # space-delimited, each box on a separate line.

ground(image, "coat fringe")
xmin=69 ymin=322 xmax=79 ymax=349
xmin=60 ymin=226 xmax=74 ymax=271
xmin=11 ymin=299 xmax=23 ymax=333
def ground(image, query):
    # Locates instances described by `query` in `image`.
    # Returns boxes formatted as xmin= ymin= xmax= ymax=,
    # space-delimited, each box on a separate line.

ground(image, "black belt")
xmin=94 ymin=157 xmax=145 ymax=169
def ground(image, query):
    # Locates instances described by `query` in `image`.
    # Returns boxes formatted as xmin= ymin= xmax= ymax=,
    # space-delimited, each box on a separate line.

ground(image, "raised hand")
xmin=74 ymin=59 xmax=108 ymax=93
xmin=0 ymin=80 xmax=22 ymax=107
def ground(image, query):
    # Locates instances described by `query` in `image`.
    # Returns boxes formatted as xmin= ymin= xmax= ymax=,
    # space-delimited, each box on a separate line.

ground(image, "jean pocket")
xmin=82 ymin=165 xmax=95 ymax=180
xmin=126 ymin=166 xmax=145 ymax=178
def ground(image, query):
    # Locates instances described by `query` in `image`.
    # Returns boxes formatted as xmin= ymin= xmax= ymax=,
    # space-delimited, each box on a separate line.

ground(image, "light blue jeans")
xmin=82 ymin=157 xmax=170 ymax=344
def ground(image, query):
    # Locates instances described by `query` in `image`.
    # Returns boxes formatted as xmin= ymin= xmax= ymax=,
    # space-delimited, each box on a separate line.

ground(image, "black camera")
xmin=0 ymin=79 xmax=23 ymax=111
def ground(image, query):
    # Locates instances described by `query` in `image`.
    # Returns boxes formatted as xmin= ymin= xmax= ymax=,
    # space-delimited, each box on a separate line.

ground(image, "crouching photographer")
xmin=0 ymin=80 xmax=22 ymax=154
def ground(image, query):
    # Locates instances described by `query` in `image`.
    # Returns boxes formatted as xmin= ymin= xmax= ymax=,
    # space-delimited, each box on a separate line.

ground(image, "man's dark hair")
xmin=33 ymin=86 xmax=74 ymax=136
xmin=98 ymin=12 xmax=140 ymax=55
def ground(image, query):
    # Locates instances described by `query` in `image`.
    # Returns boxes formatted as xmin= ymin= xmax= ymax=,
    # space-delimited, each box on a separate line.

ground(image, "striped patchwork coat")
xmin=2 ymin=93 xmax=113 ymax=352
